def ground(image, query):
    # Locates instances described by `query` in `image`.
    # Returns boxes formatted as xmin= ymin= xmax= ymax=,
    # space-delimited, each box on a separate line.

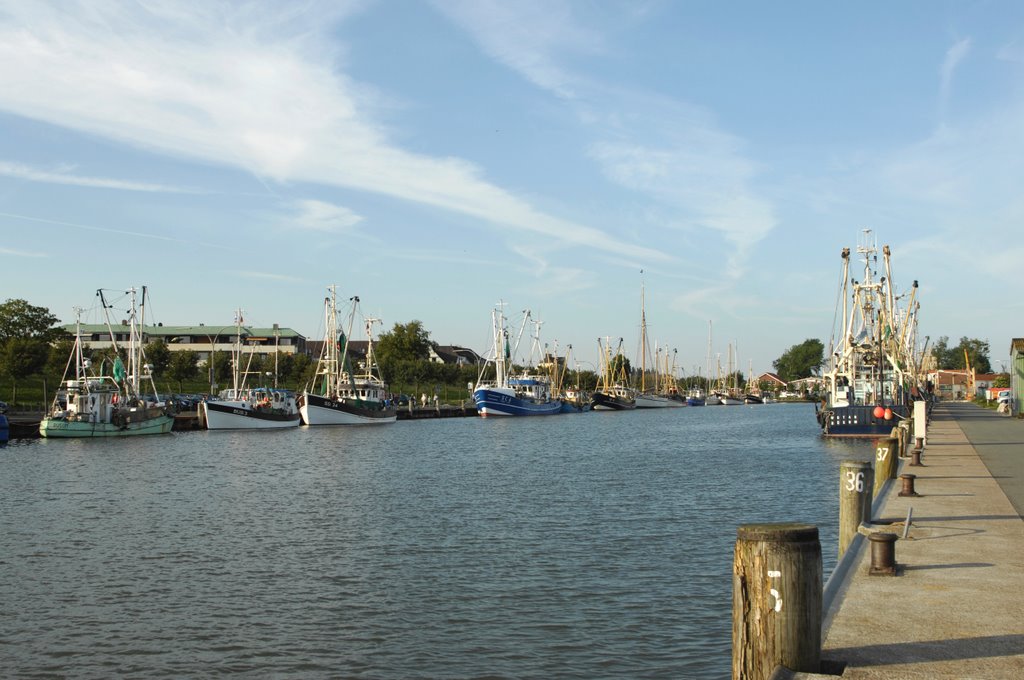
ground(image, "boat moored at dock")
xmin=300 ymin=287 xmax=397 ymax=426
xmin=816 ymin=230 xmax=922 ymax=437
xmin=39 ymin=287 xmax=174 ymax=438
xmin=473 ymin=304 xmax=562 ymax=417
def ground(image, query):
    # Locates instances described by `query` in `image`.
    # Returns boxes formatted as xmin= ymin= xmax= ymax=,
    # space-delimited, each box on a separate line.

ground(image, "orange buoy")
xmin=884 ymin=407 xmax=893 ymax=420
xmin=873 ymin=405 xmax=885 ymax=419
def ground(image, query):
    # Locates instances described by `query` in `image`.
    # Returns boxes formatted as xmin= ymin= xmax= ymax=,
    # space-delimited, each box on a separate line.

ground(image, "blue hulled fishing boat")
xmin=473 ymin=304 xmax=562 ymax=417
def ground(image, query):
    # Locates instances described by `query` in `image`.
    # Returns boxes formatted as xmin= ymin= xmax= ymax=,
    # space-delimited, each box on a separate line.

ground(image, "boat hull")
xmin=202 ymin=401 xmax=301 ymax=430
xmin=817 ymin=404 xmax=910 ymax=437
xmin=686 ymin=397 xmax=706 ymax=406
xmin=591 ymin=392 xmax=637 ymax=410
xmin=40 ymin=413 xmax=174 ymax=438
xmin=301 ymin=393 xmax=397 ymax=425
xmin=473 ymin=388 xmax=562 ymax=416
xmin=635 ymin=393 xmax=676 ymax=408
xmin=560 ymin=399 xmax=592 ymax=413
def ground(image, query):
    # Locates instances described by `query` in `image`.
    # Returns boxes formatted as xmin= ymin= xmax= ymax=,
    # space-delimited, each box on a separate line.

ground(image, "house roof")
xmin=1012 ymin=338 xmax=1024 ymax=352
xmin=756 ymin=372 xmax=786 ymax=385
xmin=63 ymin=323 xmax=304 ymax=339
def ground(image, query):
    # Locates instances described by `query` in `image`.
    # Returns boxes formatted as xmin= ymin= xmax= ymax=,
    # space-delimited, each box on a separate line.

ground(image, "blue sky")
xmin=1 ymin=0 xmax=1022 ymax=376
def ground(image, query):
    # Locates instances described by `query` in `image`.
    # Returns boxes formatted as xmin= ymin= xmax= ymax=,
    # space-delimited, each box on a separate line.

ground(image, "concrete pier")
xmin=802 ymin=402 xmax=1024 ymax=678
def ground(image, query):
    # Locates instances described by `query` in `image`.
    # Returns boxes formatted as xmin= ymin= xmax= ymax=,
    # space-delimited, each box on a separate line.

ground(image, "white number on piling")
xmin=845 ymin=471 xmax=865 ymax=493
xmin=876 ymin=446 xmax=889 ymax=462
xmin=767 ymin=570 xmax=783 ymax=613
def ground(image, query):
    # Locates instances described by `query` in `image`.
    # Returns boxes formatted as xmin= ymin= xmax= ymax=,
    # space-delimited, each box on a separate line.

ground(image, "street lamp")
xmin=202 ymin=325 xmax=239 ymax=395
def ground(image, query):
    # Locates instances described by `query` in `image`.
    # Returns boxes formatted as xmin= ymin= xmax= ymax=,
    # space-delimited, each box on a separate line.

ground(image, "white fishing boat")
xmin=201 ymin=309 xmax=301 ymax=430
xmin=816 ymin=230 xmax=922 ymax=437
xmin=40 ymin=287 xmax=174 ymax=438
xmin=300 ymin=287 xmax=397 ymax=426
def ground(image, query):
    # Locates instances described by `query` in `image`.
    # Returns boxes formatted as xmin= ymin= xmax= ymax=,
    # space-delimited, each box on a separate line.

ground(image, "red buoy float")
xmin=884 ymin=407 xmax=893 ymax=420
xmin=873 ymin=405 xmax=885 ymax=419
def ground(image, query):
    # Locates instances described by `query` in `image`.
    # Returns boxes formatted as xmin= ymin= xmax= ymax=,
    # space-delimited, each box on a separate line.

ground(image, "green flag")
xmin=113 ymin=356 xmax=126 ymax=382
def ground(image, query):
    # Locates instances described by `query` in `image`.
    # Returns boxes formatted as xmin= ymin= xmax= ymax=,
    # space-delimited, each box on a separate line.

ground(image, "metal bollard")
xmin=898 ymin=473 xmax=920 ymax=497
xmin=909 ymin=448 xmax=923 ymax=466
xmin=868 ymin=532 xmax=898 ymax=576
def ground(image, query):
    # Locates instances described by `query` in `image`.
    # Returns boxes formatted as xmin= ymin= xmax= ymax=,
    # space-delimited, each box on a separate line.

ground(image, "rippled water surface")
xmin=1 ymin=403 xmax=867 ymax=678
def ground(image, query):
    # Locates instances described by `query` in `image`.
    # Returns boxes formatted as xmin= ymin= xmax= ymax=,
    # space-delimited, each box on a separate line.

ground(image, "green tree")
xmin=929 ymin=337 xmax=957 ymax=369
xmin=930 ymin=336 xmax=991 ymax=373
xmin=376 ymin=321 xmax=432 ymax=363
xmin=145 ymin=340 xmax=172 ymax=376
xmin=773 ymin=339 xmax=825 ymax=382
xmin=0 ymin=298 xmax=64 ymax=344
xmin=1 ymin=337 xmax=49 ymax=402
xmin=167 ymin=350 xmax=199 ymax=392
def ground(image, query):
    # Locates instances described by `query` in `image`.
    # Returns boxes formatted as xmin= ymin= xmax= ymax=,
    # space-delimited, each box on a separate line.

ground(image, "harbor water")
xmin=1 ymin=403 xmax=866 ymax=678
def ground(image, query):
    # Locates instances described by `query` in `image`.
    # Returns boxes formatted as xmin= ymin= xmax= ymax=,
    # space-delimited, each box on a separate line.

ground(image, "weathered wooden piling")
xmin=873 ymin=436 xmax=898 ymax=495
xmin=839 ymin=460 xmax=874 ymax=558
xmin=732 ymin=524 xmax=822 ymax=680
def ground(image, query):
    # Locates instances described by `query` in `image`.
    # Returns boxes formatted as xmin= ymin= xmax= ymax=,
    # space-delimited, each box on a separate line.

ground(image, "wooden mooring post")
xmin=732 ymin=523 xmax=822 ymax=680
xmin=873 ymin=436 xmax=898 ymax=496
xmin=838 ymin=460 xmax=873 ymax=557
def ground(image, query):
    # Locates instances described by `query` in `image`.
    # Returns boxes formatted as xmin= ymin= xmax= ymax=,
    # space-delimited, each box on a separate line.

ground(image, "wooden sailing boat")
xmin=633 ymin=280 xmax=674 ymax=408
xmin=592 ymin=336 xmax=637 ymax=410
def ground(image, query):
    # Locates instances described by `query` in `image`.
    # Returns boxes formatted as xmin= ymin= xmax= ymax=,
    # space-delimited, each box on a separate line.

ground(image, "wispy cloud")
xmin=939 ymin=37 xmax=971 ymax=123
xmin=0 ymin=0 xmax=664 ymax=262
xmin=0 ymin=210 xmax=231 ymax=249
xmin=0 ymin=246 xmax=47 ymax=257
xmin=431 ymin=0 xmax=602 ymax=99
xmin=288 ymin=199 xmax=363 ymax=232
xmin=0 ymin=160 xmax=203 ymax=193
xmin=230 ymin=270 xmax=306 ymax=283
xmin=435 ymin=3 xmax=776 ymax=277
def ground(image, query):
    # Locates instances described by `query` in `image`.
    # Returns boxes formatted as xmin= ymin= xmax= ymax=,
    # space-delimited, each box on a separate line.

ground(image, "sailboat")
xmin=743 ymin=359 xmax=764 ymax=404
xmin=591 ymin=336 xmax=637 ymax=410
xmin=816 ymin=231 xmax=921 ymax=436
xmin=300 ymin=287 xmax=397 ymax=425
xmin=40 ymin=287 xmax=175 ymax=438
xmin=714 ymin=343 xmax=744 ymax=405
xmin=201 ymin=309 xmax=301 ymax=430
xmin=473 ymin=304 xmax=563 ymax=416
xmin=633 ymin=281 xmax=674 ymax=409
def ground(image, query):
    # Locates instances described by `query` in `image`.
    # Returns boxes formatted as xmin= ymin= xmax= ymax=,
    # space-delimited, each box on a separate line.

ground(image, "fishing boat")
xmin=713 ymin=343 xmax=744 ymax=405
xmin=816 ymin=230 xmax=921 ymax=437
xmin=40 ymin=287 xmax=175 ymax=438
xmin=201 ymin=309 xmax=301 ymax=430
xmin=300 ymin=288 xmax=397 ymax=426
xmin=473 ymin=304 xmax=562 ymax=416
xmin=592 ymin=337 xmax=637 ymax=410
xmin=657 ymin=347 xmax=686 ymax=406
xmin=555 ymin=346 xmax=592 ymax=413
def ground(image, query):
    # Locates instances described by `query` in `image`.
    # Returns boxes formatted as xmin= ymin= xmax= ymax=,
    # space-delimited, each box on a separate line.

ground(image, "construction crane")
xmin=964 ymin=348 xmax=974 ymax=398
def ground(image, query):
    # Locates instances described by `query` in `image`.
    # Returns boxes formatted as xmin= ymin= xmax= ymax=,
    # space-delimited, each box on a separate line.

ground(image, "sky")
xmin=2 ymin=0 xmax=1022 ymax=376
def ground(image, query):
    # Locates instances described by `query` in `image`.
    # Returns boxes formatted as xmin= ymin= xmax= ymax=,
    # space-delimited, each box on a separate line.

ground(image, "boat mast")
xmin=640 ymin=279 xmax=647 ymax=392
